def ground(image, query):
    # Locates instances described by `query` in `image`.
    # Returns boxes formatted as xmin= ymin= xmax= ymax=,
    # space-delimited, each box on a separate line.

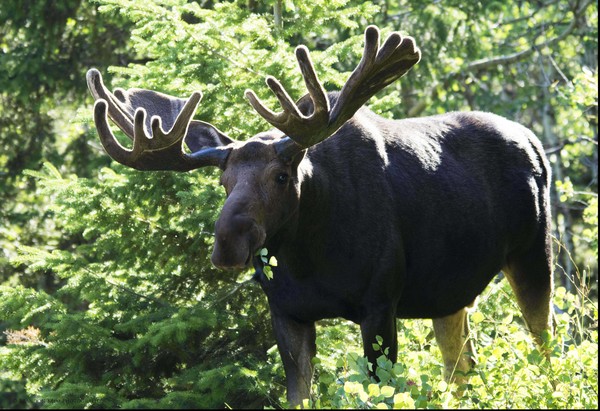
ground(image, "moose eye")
xmin=275 ymin=173 xmax=289 ymax=185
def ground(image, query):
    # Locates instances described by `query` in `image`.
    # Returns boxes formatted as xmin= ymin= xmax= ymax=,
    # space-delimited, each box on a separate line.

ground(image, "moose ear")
xmin=274 ymin=136 xmax=306 ymax=168
xmin=289 ymin=148 xmax=306 ymax=170
xmin=185 ymin=121 xmax=236 ymax=152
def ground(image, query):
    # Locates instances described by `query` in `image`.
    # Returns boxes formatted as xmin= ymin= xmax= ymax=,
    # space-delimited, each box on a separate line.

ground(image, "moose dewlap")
xmin=87 ymin=25 xmax=554 ymax=406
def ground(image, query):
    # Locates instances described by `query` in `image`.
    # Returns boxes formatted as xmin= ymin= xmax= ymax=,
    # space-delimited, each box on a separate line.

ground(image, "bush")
xmin=0 ymin=164 xmax=277 ymax=408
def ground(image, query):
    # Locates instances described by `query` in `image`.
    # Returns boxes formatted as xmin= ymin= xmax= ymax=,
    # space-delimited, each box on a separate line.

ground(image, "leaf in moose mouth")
xmin=256 ymin=248 xmax=277 ymax=279
xmin=263 ymin=265 xmax=273 ymax=280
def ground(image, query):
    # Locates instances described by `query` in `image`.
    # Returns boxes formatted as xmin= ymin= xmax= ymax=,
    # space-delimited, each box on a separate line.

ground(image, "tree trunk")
xmin=274 ymin=0 xmax=283 ymax=31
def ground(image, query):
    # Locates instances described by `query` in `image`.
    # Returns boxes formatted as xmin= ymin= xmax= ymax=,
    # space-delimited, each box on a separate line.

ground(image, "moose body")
xmin=257 ymin=107 xmax=549 ymax=321
xmin=87 ymin=26 xmax=554 ymax=406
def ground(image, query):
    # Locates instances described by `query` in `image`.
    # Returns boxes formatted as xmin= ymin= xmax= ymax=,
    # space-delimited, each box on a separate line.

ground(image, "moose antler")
xmin=245 ymin=25 xmax=421 ymax=157
xmin=86 ymin=69 xmax=233 ymax=171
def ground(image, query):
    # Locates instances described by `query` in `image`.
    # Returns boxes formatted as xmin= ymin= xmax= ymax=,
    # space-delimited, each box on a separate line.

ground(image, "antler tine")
xmin=167 ymin=90 xmax=203 ymax=139
xmin=131 ymin=108 xmax=151 ymax=160
xmin=326 ymin=27 xmax=381 ymax=126
xmin=295 ymin=45 xmax=330 ymax=116
xmin=245 ymin=78 xmax=298 ymax=127
xmin=87 ymin=69 xmax=135 ymax=137
xmin=374 ymin=32 xmax=402 ymax=65
xmin=93 ymin=99 xmax=134 ymax=166
xmin=354 ymin=25 xmax=380 ymax=75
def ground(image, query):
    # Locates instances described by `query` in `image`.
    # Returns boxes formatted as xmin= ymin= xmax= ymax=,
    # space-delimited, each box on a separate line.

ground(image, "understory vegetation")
xmin=1 ymin=0 xmax=597 ymax=408
xmin=309 ymin=279 xmax=597 ymax=409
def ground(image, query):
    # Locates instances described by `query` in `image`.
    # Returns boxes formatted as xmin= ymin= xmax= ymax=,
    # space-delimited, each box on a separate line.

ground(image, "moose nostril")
xmin=211 ymin=215 xmax=263 ymax=269
xmin=211 ymin=240 xmax=248 ymax=270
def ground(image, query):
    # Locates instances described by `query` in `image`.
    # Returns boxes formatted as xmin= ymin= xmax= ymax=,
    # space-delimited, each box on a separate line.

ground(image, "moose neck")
xmin=262 ymin=148 xmax=333 ymax=276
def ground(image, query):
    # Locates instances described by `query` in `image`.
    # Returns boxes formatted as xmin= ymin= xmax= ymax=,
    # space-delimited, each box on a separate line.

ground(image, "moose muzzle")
xmin=211 ymin=213 xmax=266 ymax=270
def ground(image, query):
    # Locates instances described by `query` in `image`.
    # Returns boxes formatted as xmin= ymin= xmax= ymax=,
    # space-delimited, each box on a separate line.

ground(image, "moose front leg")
xmin=360 ymin=307 xmax=398 ymax=370
xmin=270 ymin=310 xmax=316 ymax=407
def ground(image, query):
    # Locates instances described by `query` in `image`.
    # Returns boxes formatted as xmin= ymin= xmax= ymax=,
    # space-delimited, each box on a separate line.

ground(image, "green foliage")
xmin=0 ymin=0 xmax=132 ymax=295
xmin=1 ymin=0 xmax=597 ymax=408
xmin=1 ymin=163 xmax=276 ymax=408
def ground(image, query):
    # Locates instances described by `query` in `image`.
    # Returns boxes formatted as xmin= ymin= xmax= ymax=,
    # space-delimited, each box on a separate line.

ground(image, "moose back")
xmin=86 ymin=26 xmax=554 ymax=406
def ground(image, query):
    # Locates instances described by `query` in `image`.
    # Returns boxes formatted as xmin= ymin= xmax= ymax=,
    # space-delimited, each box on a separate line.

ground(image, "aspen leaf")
xmin=472 ymin=311 xmax=484 ymax=324
xmin=381 ymin=385 xmax=395 ymax=397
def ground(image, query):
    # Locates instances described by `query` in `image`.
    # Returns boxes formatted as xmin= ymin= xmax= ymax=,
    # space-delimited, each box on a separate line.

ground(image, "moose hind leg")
xmin=504 ymin=231 xmax=554 ymax=347
xmin=432 ymin=307 xmax=476 ymax=385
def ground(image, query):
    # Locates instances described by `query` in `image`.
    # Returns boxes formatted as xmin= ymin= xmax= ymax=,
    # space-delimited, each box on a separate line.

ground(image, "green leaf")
xmin=471 ymin=311 xmax=485 ymax=324
xmin=381 ymin=385 xmax=395 ymax=398
xmin=368 ymin=383 xmax=380 ymax=396
xmin=264 ymin=265 xmax=273 ymax=280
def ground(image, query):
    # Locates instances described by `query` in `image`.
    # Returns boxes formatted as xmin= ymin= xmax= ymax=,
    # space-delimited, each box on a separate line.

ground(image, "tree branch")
xmin=274 ymin=0 xmax=283 ymax=30
xmin=493 ymin=0 xmax=560 ymax=26
xmin=464 ymin=0 xmax=592 ymax=74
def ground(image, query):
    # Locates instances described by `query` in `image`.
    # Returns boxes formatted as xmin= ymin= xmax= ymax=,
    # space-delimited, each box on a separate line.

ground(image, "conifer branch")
xmin=185 ymin=26 xmax=265 ymax=78
xmin=83 ymin=267 xmax=172 ymax=308
xmin=212 ymin=278 xmax=255 ymax=306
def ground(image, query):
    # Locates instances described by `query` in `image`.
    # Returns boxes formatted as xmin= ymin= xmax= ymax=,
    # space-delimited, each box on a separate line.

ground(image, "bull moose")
xmin=86 ymin=25 xmax=554 ymax=406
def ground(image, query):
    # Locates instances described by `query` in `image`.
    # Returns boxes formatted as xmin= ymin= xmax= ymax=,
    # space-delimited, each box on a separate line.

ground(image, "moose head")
xmin=86 ymin=26 xmax=420 ymax=271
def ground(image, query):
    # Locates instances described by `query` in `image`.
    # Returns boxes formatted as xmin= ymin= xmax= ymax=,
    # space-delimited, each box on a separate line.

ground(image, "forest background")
xmin=0 ymin=0 xmax=597 ymax=408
